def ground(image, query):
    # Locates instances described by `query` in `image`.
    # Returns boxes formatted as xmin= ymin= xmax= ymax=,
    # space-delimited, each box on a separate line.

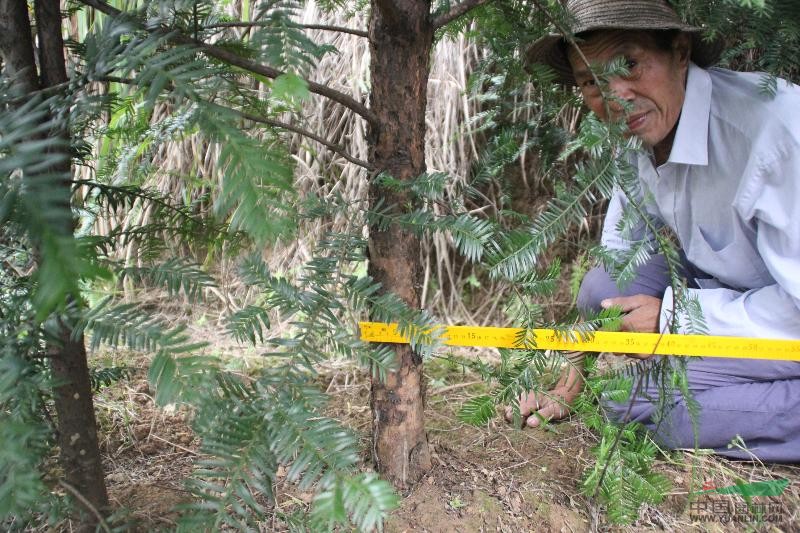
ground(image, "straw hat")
xmin=527 ymin=0 xmax=724 ymax=85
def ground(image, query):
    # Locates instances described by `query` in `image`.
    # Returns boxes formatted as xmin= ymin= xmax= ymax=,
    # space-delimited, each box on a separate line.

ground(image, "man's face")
xmin=567 ymin=30 xmax=690 ymax=152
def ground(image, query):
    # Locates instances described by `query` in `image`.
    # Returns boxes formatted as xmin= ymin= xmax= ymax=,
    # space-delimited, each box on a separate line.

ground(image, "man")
xmin=510 ymin=0 xmax=800 ymax=462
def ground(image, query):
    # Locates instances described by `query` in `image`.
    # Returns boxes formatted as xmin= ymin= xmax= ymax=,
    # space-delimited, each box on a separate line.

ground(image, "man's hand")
xmin=601 ymin=294 xmax=662 ymax=332
xmin=601 ymin=294 xmax=662 ymax=359
xmin=504 ymin=364 xmax=583 ymax=428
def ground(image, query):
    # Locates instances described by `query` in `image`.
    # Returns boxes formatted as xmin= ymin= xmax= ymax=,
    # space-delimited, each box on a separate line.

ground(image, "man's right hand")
xmin=503 ymin=359 xmax=584 ymax=428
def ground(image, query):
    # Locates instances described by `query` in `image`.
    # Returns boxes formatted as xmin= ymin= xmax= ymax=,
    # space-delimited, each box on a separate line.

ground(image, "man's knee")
xmin=576 ymin=266 xmax=616 ymax=315
xmin=576 ymin=255 xmax=675 ymax=316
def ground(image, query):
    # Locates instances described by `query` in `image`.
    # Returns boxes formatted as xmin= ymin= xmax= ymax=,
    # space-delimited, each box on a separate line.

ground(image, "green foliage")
xmin=0 ymin=253 xmax=64 ymax=527
xmin=0 ymin=355 xmax=53 ymax=523
xmin=80 ymin=299 xmax=202 ymax=356
xmin=0 ymin=96 xmax=95 ymax=320
xmin=118 ymin=259 xmax=216 ymax=300
xmin=456 ymin=347 xmax=564 ymax=426
xmin=581 ymin=423 xmax=671 ymax=523
xmin=272 ymin=72 xmax=311 ymax=106
xmin=515 ymin=258 xmax=561 ymax=295
xmin=569 ymin=253 xmax=590 ymax=304
xmin=574 ymin=362 xmax=676 ymax=525
xmin=89 ymin=365 xmax=131 ymax=391
xmin=673 ymin=0 xmax=800 ymax=85
xmin=166 ymin=230 xmax=407 ymax=528
xmin=310 ymin=472 xmax=399 ymax=532
xmin=241 ymin=0 xmax=333 ymax=72
xmin=458 ymin=394 xmax=495 ymax=425
xmin=486 ymin=113 xmax=627 ymax=282
xmin=203 ymin=105 xmax=297 ymax=246
xmin=225 ymin=305 xmax=272 ymax=344
xmin=78 ymin=179 xmax=237 ymax=261
xmin=370 ymin=172 xmax=497 ymax=262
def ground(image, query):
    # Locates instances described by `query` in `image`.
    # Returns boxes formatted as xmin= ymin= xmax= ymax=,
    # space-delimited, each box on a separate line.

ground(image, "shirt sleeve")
xmin=659 ymin=141 xmax=800 ymax=339
xmin=600 ymin=185 xmax=657 ymax=252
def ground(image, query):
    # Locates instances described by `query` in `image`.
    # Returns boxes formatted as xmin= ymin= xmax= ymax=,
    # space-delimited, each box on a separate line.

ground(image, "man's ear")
xmin=673 ymin=32 xmax=692 ymax=66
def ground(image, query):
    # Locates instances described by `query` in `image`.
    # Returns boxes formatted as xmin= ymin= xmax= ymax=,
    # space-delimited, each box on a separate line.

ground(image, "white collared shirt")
xmin=601 ymin=63 xmax=800 ymax=338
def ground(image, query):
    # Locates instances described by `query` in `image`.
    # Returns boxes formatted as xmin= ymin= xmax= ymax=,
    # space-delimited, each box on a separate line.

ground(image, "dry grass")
xmin=71 ymin=340 xmax=800 ymax=532
xmin=75 ymin=1 xmax=574 ymax=327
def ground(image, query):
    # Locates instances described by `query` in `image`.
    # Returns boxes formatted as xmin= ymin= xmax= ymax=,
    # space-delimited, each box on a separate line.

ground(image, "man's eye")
xmin=625 ymin=58 xmax=638 ymax=70
xmin=581 ymin=79 xmax=596 ymax=88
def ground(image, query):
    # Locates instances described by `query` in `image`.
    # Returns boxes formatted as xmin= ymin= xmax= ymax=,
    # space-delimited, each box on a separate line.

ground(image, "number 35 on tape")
xmin=358 ymin=322 xmax=800 ymax=362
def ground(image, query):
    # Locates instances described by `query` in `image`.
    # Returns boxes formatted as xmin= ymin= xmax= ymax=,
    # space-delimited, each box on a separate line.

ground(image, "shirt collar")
xmin=667 ymin=62 xmax=711 ymax=166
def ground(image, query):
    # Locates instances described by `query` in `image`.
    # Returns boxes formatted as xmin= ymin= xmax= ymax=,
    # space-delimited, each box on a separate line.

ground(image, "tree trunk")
xmin=0 ymin=0 xmax=40 ymax=93
xmin=48 ymin=327 xmax=110 ymax=525
xmin=35 ymin=0 xmax=110 ymax=523
xmin=0 ymin=0 xmax=110 ymax=525
xmin=367 ymin=0 xmax=434 ymax=489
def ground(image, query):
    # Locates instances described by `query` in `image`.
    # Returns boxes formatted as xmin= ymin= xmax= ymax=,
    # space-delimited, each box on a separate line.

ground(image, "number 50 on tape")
xmin=358 ymin=322 xmax=800 ymax=362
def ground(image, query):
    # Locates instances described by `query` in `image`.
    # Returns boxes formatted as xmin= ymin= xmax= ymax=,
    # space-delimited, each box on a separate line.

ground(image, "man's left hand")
xmin=601 ymin=294 xmax=662 ymax=359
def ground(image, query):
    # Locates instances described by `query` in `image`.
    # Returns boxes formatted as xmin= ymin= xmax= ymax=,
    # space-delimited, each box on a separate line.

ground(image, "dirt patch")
xmin=385 ymin=428 xmax=591 ymax=533
xmin=109 ymin=484 xmax=188 ymax=530
xmin=88 ymin=351 xmax=800 ymax=532
xmin=382 ymin=374 xmax=593 ymax=533
xmin=91 ymin=359 xmax=197 ymax=530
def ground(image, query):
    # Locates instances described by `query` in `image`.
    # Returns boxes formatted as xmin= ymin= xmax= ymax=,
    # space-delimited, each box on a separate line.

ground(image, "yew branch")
xmin=204 ymin=21 xmax=368 ymax=38
xmin=78 ymin=0 xmax=377 ymax=125
xmin=431 ymin=0 xmax=491 ymax=29
xmin=233 ymin=108 xmax=373 ymax=170
xmin=302 ymin=24 xmax=369 ymax=38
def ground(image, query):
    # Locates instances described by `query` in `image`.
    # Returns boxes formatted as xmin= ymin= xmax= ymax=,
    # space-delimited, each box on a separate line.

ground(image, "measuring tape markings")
xmin=358 ymin=322 xmax=800 ymax=362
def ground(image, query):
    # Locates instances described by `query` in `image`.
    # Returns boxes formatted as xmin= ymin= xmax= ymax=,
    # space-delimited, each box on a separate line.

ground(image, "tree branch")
xmin=432 ymin=0 xmax=491 ymax=30
xmin=58 ymin=481 xmax=112 ymax=533
xmin=204 ymin=21 xmax=368 ymax=38
xmin=3 ymin=76 xmax=136 ymax=108
xmin=302 ymin=24 xmax=369 ymax=38
xmin=99 ymin=75 xmax=136 ymax=85
xmin=233 ymin=108 xmax=373 ymax=170
xmin=191 ymin=41 xmax=377 ymax=124
xmin=77 ymin=0 xmax=377 ymax=125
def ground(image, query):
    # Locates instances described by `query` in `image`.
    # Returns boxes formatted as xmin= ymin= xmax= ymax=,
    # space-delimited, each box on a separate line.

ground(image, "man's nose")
xmin=607 ymin=78 xmax=635 ymax=109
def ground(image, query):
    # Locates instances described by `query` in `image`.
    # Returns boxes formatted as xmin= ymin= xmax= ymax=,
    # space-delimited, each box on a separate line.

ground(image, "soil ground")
xmin=85 ymin=335 xmax=800 ymax=533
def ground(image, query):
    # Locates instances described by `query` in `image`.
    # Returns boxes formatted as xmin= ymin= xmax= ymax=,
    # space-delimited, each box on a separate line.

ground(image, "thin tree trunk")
xmin=35 ymin=0 xmax=110 ymax=522
xmin=367 ymin=0 xmax=434 ymax=489
xmin=0 ymin=0 xmax=110 ymax=525
xmin=0 ymin=0 xmax=40 ymax=93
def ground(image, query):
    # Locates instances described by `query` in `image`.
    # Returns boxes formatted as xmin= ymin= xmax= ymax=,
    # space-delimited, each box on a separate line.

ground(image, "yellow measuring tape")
xmin=359 ymin=322 xmax=800 ymax=361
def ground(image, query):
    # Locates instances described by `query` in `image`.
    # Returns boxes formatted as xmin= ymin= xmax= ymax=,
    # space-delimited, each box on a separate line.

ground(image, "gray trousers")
xmin=577 ymin=255 xmax=800 ymax=462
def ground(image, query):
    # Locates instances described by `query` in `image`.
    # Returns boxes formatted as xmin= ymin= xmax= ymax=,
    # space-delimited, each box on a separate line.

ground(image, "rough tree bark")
xmin=0 ymin=0 xmax=40 ymax=92
xmin=0 ymin=0 xmax=110 ymax=525
xmin=367 ymin=0 xmax=435 ymax=489
xmin=36 ymin=0 xmax=111 ymax=521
